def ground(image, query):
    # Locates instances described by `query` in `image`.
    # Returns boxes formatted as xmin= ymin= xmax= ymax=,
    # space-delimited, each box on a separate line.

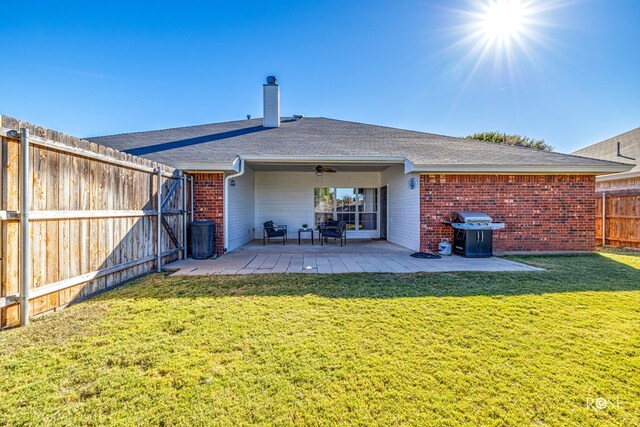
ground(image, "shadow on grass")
xmin=95 ymin=253 xmax=640 ymax=300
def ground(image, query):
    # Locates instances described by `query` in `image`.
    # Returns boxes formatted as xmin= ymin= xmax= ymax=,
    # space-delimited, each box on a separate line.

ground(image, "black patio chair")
xmin=263 ymin=221 xmax=287 ymax=245
xmin=318 ymin=221 xmax=347 ymax=246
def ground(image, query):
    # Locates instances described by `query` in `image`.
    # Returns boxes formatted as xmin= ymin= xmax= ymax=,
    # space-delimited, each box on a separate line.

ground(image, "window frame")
xmin=314 ymin=187 xmax=378 ymax=231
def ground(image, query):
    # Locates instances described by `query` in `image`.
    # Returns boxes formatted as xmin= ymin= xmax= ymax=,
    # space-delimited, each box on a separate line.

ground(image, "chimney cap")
xmin=266 ymin=75 xmax=277 ymax=85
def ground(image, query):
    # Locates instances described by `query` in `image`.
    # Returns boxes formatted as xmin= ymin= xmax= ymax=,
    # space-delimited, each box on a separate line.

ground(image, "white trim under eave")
xmin=172 ymin=161 xmax=237 ymax=171
xmin=411 ymin=164 xmax=634 ymax=174
xmin=240 ymin=155 xmax=408 ymax=164
xmin=595 ymin=169 xmax=640 ymax=182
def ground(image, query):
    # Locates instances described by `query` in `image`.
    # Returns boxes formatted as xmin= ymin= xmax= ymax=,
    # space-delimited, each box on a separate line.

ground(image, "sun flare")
xmin=445 ymin=0 xmax=565 ymax=88
xmin=481 ymin=0 xmax=527 ymax=42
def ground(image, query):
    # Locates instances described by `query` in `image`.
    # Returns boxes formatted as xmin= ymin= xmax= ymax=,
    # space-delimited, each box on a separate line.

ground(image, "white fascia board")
xmin=403 ymin=158 xmax=415 ymax=174
xmin=172 ymin=161 xmax=237 ymax=172
xmin=595 ymin=169 xmax=640 ymax=182
xmin=175 ymin=156 xmax=407 ymax=172
xmin=231 ymin=156 xmax=242 ymax=172
xmin=411 ymin=164 xmax=635 ymax=174
xmin=240 ymin=155 xmax=407 ymax=164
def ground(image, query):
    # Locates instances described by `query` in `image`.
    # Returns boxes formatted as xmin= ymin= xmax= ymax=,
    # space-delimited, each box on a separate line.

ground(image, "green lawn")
xmin=1 ymin=250 xmax=639 ymax=426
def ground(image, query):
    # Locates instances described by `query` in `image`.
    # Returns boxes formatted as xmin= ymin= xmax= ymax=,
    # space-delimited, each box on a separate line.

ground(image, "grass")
xmin=1 ymin=249 xmax=639 ymax=426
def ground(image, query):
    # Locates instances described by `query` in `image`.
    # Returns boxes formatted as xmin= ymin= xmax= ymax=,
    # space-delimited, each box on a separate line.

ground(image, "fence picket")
xmin=595 ymin=193 xmax=640 ymax=248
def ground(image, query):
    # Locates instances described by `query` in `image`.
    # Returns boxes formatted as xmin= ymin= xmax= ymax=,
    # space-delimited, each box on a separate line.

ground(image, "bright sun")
xmin=445 ymin=0 xmax=568 ymax=94
xmin=481 ymin=0 xmax=527 ymax=42
xmin=448 ymin=0 xmax=555 ymax=78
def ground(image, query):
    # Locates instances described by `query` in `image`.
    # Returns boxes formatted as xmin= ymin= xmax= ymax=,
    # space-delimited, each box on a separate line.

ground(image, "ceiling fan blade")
xmin=313 ymin=165 xmax=337 ymax=173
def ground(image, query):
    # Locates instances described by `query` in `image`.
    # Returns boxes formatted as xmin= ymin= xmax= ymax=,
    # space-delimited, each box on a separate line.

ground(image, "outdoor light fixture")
xmin=230 ymin=179 xmax=236 ymax=186
xmin=408 ymin=177 xmax=418 ymax=190
xmin=315 ymin=170 xmax=323 ymax=177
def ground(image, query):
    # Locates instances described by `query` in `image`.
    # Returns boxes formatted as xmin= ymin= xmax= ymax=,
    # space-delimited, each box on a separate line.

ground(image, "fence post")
xmin=601 ymin=192 xmax=606 ymax=246
xmin=157 ymin=168 xmax=162 ymax=272
xmin=182 ymin=175 xmax=188 ymax=259
xmin=19 ymin=128 xmax=30 ymax=326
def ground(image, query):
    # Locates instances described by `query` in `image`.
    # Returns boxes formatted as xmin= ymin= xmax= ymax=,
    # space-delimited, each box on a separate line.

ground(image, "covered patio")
xmin=166 ymin=239 xmax=541 ymax=275
xmin=223 ymin=158 xmax=422 ymax=254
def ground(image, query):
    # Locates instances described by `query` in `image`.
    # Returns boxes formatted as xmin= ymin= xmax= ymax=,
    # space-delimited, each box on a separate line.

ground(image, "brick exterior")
xmin=191 ymin=173 xmax=224 ymax=255
xmin=420 ymin=174 xmax=596 ymax=253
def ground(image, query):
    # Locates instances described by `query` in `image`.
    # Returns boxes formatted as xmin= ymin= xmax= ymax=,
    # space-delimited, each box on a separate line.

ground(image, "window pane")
xmin=337 ymin=213 xmax=356 ymax=230
xmin=336 ymin=188 xmax=356 ymax=212
xmin=314 ymin=188 xmax=335 ymax=227
xmin=314 ymin=188 xmax=334 ymax=212
xmin=315 ymin=212 xmax=334 ymax=227
xmin=357 ymin=188 xmax=377 ymax=212
xmin=359 ymin=213 xmax=377 ymax=230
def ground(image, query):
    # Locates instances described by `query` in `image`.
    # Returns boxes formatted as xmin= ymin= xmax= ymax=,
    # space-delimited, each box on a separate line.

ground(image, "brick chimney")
xmin=263 ymin=76 xmax=280 ymax=128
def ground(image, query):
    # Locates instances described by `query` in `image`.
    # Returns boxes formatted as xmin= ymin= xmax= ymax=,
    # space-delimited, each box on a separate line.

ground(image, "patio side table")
xmin=298 ymin=228 xmax=314 ymax=245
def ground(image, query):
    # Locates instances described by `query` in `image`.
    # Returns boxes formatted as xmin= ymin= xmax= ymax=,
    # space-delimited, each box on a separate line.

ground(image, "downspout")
xmin=223 ymin=157 xmax=245 ymax=253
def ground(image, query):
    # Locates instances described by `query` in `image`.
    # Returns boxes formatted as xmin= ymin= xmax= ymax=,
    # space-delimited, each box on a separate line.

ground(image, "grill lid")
xmin=451 ymin=222 xmax=505 ymax=230
xmin=453 ymin=211 xmax=493 ymax=223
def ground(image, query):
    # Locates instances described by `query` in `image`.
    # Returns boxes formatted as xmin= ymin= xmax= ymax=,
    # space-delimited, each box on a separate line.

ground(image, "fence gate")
xmin=156 ymin=171 xmax=190 ymax=270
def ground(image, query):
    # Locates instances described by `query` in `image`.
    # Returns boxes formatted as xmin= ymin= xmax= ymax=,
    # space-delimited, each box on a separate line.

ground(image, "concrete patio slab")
xmin=165 ymin=240 xmax=543 ymax=275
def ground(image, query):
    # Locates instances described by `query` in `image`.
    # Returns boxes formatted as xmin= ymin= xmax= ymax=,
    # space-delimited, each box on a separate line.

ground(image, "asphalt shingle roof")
xmin=88 ymin=117 xmax=628 ymax=169
xmin=573 ymin=127 xmax=640 ymax=173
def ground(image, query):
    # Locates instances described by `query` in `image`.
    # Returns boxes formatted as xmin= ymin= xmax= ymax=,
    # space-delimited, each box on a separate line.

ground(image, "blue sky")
xmin=1 ymin=0 xmax=638 ymax=152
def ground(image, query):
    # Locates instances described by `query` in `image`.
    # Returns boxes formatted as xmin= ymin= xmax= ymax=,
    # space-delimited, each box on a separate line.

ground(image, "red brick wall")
xmin=191 ymin=173 xmax=224 ymax=255
xmin=420 ymin=174 xmax=596 ymax=253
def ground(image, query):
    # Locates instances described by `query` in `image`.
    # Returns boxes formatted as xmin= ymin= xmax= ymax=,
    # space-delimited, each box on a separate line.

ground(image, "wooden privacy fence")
xmin=596 ymin=192 xmax=640 ymax=248
xmin=0 ymin=116 xmax=193 ymax=329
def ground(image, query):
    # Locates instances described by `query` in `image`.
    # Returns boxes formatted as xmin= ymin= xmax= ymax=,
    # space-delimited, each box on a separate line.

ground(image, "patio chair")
xmin=263 ymin=221 xmax=287 ymax=245
xmin=318 ymin=221 xmax=347 ymax=246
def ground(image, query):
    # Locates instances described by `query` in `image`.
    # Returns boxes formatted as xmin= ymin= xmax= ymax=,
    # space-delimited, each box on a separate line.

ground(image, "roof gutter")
xmin=240 ymin=155 xmax=408 ymax=164
xmin=171 ymin=158 xmax=631 ymax=175
xmin=596 ymin=169 xmax=640 ymax=182
xmin=173 ymin=161 xmax=238 ymax=172
xmin=410 ymin=164 xmax=635 ymax=174
xmin=223 ymin=157 xmax=244 ymax=253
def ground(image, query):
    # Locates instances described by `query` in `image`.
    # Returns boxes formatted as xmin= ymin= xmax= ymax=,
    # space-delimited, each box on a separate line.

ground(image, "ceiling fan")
xmin=314 ymin=165 xmax=336 ymax=176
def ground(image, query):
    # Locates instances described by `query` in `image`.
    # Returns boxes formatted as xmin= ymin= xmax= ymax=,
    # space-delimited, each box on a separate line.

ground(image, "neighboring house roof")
xmin=88 ymin=117 xmax=631 ymax=173
xmin=572 ymin=127 xmax=640 ymax=180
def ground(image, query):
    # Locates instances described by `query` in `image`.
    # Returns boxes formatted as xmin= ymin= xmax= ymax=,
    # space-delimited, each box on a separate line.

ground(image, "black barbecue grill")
xmin=448 ymin=211 xmax=505 ymax=258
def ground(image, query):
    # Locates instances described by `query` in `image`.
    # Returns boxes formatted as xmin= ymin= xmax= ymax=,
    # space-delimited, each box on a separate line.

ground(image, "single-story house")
xmin=572 ymin=127 xmax=639 ymax=194
xmin=89 ymin=77 xmax=632 ymax=255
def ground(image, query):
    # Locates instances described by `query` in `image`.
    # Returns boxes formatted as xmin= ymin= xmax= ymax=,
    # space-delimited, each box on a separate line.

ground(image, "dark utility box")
xmin=453 ymin=229 xmax=493 ymax=258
